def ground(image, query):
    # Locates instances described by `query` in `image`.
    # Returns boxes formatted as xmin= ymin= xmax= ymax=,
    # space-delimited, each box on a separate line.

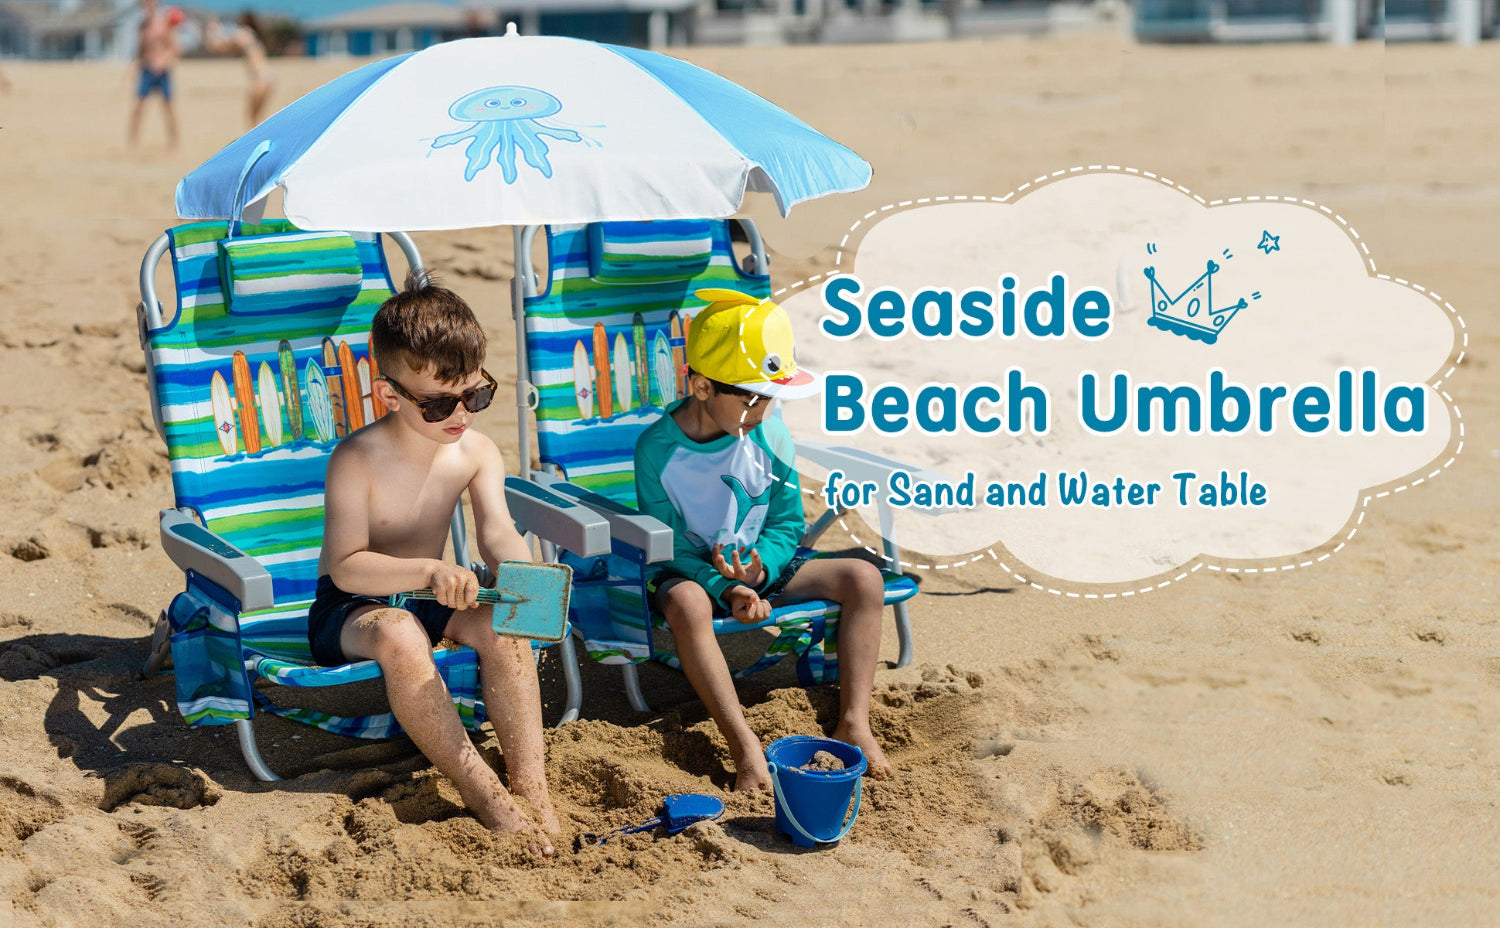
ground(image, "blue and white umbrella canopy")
xmin=176 ymin=33 xmax=872 ymax=231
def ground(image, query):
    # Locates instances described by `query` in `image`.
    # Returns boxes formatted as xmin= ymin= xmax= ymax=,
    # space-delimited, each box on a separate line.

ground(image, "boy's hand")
xmin=712 ymin=544 xmax=766 ymax=588
xmin=427 ymin=561 xmax=480 ymax=610
xmin=723 ymin=585 xmax=770 ymax=625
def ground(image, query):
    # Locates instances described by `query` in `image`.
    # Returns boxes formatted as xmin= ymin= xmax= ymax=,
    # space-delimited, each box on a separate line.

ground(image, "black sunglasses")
xmin=382 ymin=369 xmax=498 ymax=422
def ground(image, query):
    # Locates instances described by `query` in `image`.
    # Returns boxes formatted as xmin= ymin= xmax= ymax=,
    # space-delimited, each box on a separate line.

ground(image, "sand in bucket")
xmin=765 ymin=735 xmax=867 ymax=848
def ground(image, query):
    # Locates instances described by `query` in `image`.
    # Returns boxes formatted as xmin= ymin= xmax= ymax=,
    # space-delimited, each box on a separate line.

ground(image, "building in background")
xmin=302 ymin=0 xmax=701 ymax=52
xmin=1 ymin=0 xmax=1494 ymax=60
xmin=296 ymin=0 xmax=1122 ymax=50
xmin=0 ymin=0 xmax=137 ymax=59
xmin=1134 ymin=0 xmax=1498 ymax=44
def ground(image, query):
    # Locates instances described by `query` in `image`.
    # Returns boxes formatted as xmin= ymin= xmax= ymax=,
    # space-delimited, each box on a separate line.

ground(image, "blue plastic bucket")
xmin=765 ymin=735 xmax=866 ymax=847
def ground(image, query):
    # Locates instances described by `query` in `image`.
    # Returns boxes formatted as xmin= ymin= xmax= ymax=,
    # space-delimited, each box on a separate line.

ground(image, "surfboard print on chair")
xmin=612 ymin=332 xmax=632 ymax=415
xmin=572 ymin=340 xmax=593 ymax=420
xmin=304 ymin=359 xmax=336 ymax=444
xmin=632 ymin=313 xmax=649 ymax=409
xmin=257 ymin=361 xmax=283 ymax=447
xmin=357 ymin=357 xmax=375 ymax=426
xmin=322 ymin=338 xmax=347 ymax=437
xmin=277 ymin=340 xmax=304 ymax=441
xmin=338 ymin=341 xmax=365 ymax=431
xmin=592 ymin=322 xmax=613 ymax=419
xmin=652 ymin=330 xmax=674 ymax=406
xmin=669 ymin=312 xmax=685 ymax=396
xmin=210 ymin=370 xmax=238 ymax=456
xmin=231 ymin=350 xmax=262 ymax=455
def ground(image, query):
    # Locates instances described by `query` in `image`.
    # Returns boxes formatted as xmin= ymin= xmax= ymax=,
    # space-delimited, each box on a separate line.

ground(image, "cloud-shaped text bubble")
xmin=777 ymin=171 xmax=1461 ymax=587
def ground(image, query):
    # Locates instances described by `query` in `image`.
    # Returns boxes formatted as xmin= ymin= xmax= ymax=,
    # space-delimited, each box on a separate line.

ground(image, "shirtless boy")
xmin=312 ymin=271 xmax=559 ymax=853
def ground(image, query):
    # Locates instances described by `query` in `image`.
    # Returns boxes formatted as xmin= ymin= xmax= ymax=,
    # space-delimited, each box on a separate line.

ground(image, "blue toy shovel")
xmin=394 ymin=561 xmax=572 ymax=642
xmin=582 ymin=794 xmax=726 ymax=845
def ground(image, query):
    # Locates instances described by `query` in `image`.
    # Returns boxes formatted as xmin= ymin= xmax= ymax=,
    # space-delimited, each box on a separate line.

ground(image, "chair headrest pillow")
xmin=587 ymin=220 xmax=713 ymax=285
xmin=219 ymin=230 xmax=364 ymax=316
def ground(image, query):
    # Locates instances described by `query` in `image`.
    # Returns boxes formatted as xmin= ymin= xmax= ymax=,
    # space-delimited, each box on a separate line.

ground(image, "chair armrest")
xmin=793 ymin=441 xmax=957 ymax=555
xmin=504 ymin=476 xmax=611 ymax=558
xmin=794 ymin=441 xmax=953 ymax=493
xmin=528 ymin=472 xmax=674 ymax=564
xmin=158 ymin=508 xmax=275 ymax=612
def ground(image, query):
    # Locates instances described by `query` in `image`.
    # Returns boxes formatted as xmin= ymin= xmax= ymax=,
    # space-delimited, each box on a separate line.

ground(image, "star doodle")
xmin=1257 ymin=231 xmax=1280 ymax=254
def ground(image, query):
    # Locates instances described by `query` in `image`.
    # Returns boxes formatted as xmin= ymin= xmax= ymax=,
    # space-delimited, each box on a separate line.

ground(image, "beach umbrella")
xmin=175 ymin=29 xmax=871 ymax=232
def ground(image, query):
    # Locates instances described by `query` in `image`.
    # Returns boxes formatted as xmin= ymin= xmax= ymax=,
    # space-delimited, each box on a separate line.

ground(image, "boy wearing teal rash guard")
xmin=634 ymin=290 xmax=894 ymax=791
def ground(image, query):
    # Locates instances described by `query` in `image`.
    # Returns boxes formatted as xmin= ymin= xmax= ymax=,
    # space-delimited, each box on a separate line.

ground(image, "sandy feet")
xmin=477 ymin=786 xmax=556 ymax=858
xmin=515 ymin=788 xmax=564 ymax=841
xmin=731 ymin=747 xmax=774 ymax=792
xmin=834 ymin=722 xmax=894 ymax=780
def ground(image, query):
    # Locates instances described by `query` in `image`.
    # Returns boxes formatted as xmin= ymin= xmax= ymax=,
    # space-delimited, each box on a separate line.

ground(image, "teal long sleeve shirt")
xmin=633 ymin=400 xmax=804 ymax=609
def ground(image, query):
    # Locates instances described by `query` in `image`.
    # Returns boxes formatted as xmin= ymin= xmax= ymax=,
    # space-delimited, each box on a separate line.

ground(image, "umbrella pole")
xmin=513 ymin=229 xmax=534 ymax=482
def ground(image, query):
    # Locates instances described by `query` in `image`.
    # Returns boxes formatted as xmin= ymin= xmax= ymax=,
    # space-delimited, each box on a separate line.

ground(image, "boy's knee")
xmin=661 ymin=582 xmax=714 ymax=632
xmin=445 ymin=608 xmax=496 ymax=648
xmin=841 ymin=558 xmax=885 ymax=599
xmin=360 ymin=610 xmax=433 ymax=663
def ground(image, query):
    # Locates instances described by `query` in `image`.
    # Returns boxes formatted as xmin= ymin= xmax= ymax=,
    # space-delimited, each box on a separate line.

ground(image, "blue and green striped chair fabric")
xmin=524 ymin=220 xmax=764 ymax=665
xmin=219 ymin=230 xmax=364 ymax=316
xmin=525 ymin=220 xmax=756 ymax=507
xmin=522 ymin=220 xmax=917 ymax=681
xmin=587 ymin=219 xmax=714 ymax=284
xmin=153 ymin=219 xmax=484 ymax=737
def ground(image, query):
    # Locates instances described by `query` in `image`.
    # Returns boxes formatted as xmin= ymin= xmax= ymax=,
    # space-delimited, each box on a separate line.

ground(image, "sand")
xmin=2 ymin=33 xmax=1497 ymax=927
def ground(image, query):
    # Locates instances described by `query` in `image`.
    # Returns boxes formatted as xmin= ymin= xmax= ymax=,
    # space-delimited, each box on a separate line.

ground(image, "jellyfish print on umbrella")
xmin=432 ymin=85 xmax=597 ymax=183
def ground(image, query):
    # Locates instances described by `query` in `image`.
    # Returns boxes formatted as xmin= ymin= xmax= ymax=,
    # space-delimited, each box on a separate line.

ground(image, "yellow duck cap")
xmin=687 ymin=289 xmax=821 ymax=399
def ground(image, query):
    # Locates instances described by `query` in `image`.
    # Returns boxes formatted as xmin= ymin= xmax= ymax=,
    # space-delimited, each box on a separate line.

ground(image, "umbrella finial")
xmin=504 ymin=21 xmax=519 ymax=36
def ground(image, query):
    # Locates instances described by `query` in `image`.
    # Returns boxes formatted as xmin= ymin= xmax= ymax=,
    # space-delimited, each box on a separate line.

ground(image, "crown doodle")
xmin=1144 ymin=260 xmax=1248 ymax=345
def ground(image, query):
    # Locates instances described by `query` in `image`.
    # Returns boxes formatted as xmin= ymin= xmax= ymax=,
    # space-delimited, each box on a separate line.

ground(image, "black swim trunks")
xmin=307 ymin=575 xmax=454 ymax=666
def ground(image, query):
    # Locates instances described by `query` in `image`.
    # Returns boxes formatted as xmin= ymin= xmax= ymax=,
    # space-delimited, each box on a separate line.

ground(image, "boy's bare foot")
xmin=477 ymin=788 xmax=556 ymax=857
xmin=834 ymin=722 xmax=894 ymax=780
xmin=732 ymin=749 xmax=773 ymax=792
xmin=514 ymin=788 xmax=563 ymax=836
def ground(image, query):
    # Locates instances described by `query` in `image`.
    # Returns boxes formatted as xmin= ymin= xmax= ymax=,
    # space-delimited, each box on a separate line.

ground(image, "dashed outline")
xmin=763 ymin=165 xmax=1469 ymax=598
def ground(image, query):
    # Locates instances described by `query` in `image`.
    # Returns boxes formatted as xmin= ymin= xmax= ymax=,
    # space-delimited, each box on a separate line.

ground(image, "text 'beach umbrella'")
xmin=176 ymin=31 xmax=871 ymax=232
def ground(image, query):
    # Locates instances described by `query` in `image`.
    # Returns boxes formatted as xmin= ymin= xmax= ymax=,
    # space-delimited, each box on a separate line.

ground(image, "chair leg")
xmin=883 ymin=532 xmax=916 ymax=670
xmin=557 ymin=634 xmax=582 ymax=725
xmin=622 ymin=663 xmax=651 ymax=714
xmin=892 ymin=601 xmax=914 ymax=669
xmin=236 ymin=719 xmax=281 ymax=782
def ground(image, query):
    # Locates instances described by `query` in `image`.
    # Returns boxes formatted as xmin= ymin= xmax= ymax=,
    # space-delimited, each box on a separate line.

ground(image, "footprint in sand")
xmin=86 ymin=526 xmax=151 ymax=551
xmin=25 ymin=432 xmax=60 ymax=452
xmin=83 ymin=437 xmax=169 ymax=491
xmin=0 ymin=774 xmax=69 ymax=853
xmin=9 ymin=536 xmax=49 ymax=562
xmin=99 ymin=763 xmax=221 ymax=812
xmin=0 ymin=639 xmax=100 ymax=681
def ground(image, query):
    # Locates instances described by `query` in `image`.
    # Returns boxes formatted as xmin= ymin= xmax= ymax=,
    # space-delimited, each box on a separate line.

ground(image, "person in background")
xmin=205 ymin=11 xmax=273 ymax=126
xmin=127 ymin=0 xmax=181 ymax=147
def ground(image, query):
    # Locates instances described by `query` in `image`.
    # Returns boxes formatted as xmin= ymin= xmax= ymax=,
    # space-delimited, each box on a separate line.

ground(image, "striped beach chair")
xmin=511 ymin=218 xmax=918 ymax=712
xmin=138 ymin=219 xmax=603 ymax=780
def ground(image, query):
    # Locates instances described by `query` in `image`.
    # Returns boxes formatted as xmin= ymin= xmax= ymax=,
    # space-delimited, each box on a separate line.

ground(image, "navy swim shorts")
xmin=307 ymin=575 xmax=454 ymax=666
xmin=137 ymin=67 xmax=172 ymax=101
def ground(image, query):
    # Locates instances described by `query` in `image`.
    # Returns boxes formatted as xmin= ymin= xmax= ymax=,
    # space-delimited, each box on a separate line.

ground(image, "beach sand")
xmin=1 ymin=35 xmax=1496 ymax=926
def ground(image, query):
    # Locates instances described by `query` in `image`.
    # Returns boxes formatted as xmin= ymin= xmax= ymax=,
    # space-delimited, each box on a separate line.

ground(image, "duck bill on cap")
xmin=739 ymin=368 xmax=822 ymax=400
